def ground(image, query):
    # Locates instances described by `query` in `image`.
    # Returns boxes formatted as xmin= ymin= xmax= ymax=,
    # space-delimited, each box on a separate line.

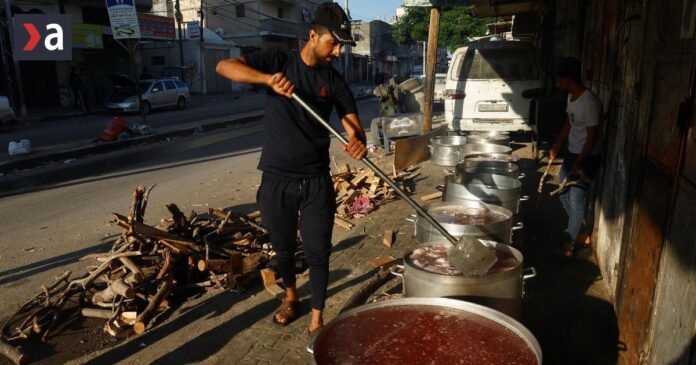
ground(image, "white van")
xmin=444 ymin=41 xmax=543 ymax=132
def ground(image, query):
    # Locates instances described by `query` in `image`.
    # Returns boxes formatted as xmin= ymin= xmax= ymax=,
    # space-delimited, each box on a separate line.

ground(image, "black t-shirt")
xmin=244 ymin=50 xmax=357 ymax=178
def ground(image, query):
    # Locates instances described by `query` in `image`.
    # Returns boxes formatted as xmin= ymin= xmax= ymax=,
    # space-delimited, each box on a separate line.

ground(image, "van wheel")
xmin=177 ymin=96 xmax=187 ymax=109
xmin=141 ymin=101 xmax=151 ymax=115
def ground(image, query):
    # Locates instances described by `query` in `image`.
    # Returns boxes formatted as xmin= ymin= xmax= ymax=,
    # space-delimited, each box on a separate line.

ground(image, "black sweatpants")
xmin=257 ymin=172 xmax=335 ymax=310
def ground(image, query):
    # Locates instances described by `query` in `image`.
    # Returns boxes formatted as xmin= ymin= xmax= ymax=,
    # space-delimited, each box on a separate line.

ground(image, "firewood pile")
xmin=0 ymin=185 xmax=277 ymax=364
xmin=332 ymin=164 xmax=418 ymax=229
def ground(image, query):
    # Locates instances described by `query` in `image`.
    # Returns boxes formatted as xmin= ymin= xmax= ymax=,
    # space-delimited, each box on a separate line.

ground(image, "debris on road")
xmin=0 ymin=185 xmax=281 ymax=359
xmin=383 ymin=229 xmax=395 ymax=248
xmin=420 ymin=191 xmax=443 ymax=202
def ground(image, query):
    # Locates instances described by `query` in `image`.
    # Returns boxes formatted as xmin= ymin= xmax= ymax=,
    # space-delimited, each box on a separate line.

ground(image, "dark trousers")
xmin=257 ymin=172 xmax=335 ymax=310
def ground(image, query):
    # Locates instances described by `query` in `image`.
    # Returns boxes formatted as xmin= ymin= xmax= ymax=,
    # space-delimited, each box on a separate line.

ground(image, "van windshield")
xmin=454 ymin=48 xmax=536 ymax=80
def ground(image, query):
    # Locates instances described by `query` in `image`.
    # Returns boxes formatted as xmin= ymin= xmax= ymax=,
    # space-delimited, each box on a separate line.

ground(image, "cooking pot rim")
xmin=307 ymin=297 xmax=542 ymax=363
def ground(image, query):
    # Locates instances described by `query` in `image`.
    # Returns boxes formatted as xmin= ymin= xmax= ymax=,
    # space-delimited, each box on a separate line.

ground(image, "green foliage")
xmin=393 ymin=6 xmax=490 ymax=51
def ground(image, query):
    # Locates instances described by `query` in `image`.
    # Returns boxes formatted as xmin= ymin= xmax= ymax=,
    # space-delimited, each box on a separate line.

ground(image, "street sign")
xmin=403 ymin=0 xmax=469 ymax=6
xmin=13 ymin=14 xmax=72 ymax=61
xmin=187 ymin=20 xmax=200 ymax=39
xmin=106 ymin=0 xmax=140 ymax=39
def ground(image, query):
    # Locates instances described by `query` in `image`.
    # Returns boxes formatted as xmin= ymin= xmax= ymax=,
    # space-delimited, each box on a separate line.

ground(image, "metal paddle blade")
xmin=447 ymin=236 xmax=498 ymax=277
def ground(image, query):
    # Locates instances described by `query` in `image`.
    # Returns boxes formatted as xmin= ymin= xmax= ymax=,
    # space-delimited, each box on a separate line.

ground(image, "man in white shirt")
xmin=549 ymin=57 xmax=602 ymax=257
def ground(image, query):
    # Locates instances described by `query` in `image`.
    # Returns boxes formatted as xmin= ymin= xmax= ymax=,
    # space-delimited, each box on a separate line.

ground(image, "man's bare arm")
xmin=340 ymin=113 xmax=367 ymax=160
xmin=550 ymin=117 xmax=571 ymax=160
xmin=215 ymin=57 xmax=294 ymax=98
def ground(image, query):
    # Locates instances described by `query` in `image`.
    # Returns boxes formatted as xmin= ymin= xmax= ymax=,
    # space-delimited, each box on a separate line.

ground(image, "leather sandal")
xmin=576 ymin=233 xmax=592 ymax=248
xmin=273 ymin=299 xmax=299 ymax=326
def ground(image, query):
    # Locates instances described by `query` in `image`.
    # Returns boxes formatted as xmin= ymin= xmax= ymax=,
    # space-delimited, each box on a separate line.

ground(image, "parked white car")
xmin=106 ymin=77 xmax=190 ymax=115
xmin=444 ymin=41 xmax=543 ymax=132
xmin=0 ymin=96 xmax=15 ymax=126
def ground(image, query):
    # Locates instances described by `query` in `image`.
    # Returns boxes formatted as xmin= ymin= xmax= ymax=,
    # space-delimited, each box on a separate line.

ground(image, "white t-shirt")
xmin=566 ymin=90 xmax=602 ymax=155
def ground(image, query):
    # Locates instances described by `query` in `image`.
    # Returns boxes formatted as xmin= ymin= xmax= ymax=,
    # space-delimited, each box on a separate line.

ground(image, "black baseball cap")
xmin=312 ymin=3 xmax=356 ymax=46
xmin=553 ymin=57 xmax=582 ymax=82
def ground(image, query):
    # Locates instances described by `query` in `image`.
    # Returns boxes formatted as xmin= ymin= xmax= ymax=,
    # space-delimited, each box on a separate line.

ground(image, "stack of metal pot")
xmin=400 ymin=130 xmax=534 ymax=318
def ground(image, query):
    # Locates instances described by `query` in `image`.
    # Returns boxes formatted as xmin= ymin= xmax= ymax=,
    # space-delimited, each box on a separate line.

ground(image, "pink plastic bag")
xmin=351 ymin=196 xmax=375 ymax=215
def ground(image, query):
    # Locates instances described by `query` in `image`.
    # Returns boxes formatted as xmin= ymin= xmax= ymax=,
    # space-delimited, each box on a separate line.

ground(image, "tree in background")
xmin=393 ymin=6 xmax=490 ymax=51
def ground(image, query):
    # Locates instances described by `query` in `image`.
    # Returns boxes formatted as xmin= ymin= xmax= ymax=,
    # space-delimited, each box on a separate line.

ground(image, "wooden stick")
xmin=0 ymin=338 xmax=29 ymax=365
xmin=119 ymin=257 xmax=144 ymax=279
xmin=81 ymin=308 xmax=114 ymax=319
xmin=197 ymin=255 xmax=243 ymax=274
xmin=420 ymin=191 xmax=443 ymax=202
xmin=133 ymin=276 xmax=174 ymax=334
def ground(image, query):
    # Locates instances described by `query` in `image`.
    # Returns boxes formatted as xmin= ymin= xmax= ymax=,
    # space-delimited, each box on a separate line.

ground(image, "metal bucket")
xmin=307 ymin=297 xmax=542 ymax=365
xmin=413 ymin=201 xmax=518 ymax=244
xmin=396 ymin=239 xmax=537 ymax=318
xmin=444 ymin=174 xmax=528 ymax=214
xmin=429 ymin=135 xmax=468 ymax=166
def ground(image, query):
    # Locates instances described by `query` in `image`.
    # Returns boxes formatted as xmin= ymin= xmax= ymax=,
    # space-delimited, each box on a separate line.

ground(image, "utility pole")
xmin=175 ymin=0 xmax=185 ymax=66
xmin=344 ymin=0 xmax=350 ymax=81
xmin=199 ymin=2 xmax=206 ymax=94
xmin=422 ymin=40 xmax=426 ymax=75
xmin=422 ymin=6 xmax=441 ymax=134
xmin=3 ymin=0 xmax=26 ymax=116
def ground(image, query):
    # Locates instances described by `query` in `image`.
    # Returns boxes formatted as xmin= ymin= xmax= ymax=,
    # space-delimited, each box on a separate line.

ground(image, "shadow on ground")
xmin=518 ymin=156 xmax=620 ymax=365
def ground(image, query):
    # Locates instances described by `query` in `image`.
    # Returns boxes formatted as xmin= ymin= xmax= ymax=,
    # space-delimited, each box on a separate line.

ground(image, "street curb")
xmin=0 ymin=112 xmax=264 ymax=174
xmin=1 ymin=95 xmax=373 ymax=173
xmin=0 ymin=122 xmax=265 ymax=198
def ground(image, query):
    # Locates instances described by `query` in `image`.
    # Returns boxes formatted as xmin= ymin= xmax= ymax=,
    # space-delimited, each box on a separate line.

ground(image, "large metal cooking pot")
xmin=463 ymin=152 xmax=519 ymax=163
xmin=456 ymin=159 xmax=521 ymax=179
xmin=306 ymin=297 xmax=542 ymax=365
xmin=413 ymin=201 xmax=518 ymax=244
xmin=461 ymin=142 xmax=513 ymax=157
xmin=444 ymin=174 xmax=528 ymax=214
xmin=466 ymin=131 xmax=511 ymax=145
xmin=429 ymin=135 xmax=468 ymax=166
xmin=395 ymin=239 xmax=536 ymax=319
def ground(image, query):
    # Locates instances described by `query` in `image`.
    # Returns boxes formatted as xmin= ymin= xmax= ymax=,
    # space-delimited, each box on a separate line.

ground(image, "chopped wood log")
xmin=133 ymin=276 xmax=174 ymax=334
xmin=260 ymin=269 xmax=278 ymax=288
xmin=0 ymin=338 xmax=29 ymax=365
xmin=81 ymin=308 xmax=114 ymax=319
xmin=120 ymin=311 xmax=137 ymax=325
xmin=241 ymin=252 xmax=268 ymax=273
xmin=111 ymin=279 xmax=135 ymax=299
xmin=368 ymin=255 xmax=396 ymax=268
xmin=383 ymin=229 xmax=394 ymax=248
xmin=334 ymin=216 xmax=354 ymax=230
xmin=246 ymin=210 xmax=261 ymax=220
xmin=420 ymin=191 xmax=443 ymax=202
xmin=197 ymin=255 xmax=243 ymax=274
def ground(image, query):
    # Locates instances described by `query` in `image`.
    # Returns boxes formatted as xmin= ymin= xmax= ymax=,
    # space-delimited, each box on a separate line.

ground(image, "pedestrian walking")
xmin=549 ymin=57 xmax=603 ymax=257
xmin=215 ymin=3 xmax=366 ymax=334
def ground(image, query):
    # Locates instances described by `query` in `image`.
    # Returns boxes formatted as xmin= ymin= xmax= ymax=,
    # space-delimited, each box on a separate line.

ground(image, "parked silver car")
xmin=0 ymin=96 xmax=15 ymax=126
xmin=106 ymin=77 xmax=190 ymax=114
